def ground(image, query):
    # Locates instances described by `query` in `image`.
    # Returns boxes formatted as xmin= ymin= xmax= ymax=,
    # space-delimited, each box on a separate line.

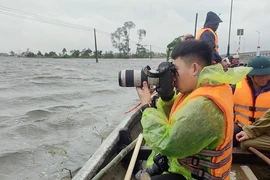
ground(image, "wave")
xmin=91 ymin=89 xmax=119 ymax=95
xmin=25 ymin=109 xmax=51 ymax=118
xmin=31 ymin=76 xmax=63 ymax=80
xmin=48 ymin=104 xmax=83 ymax=111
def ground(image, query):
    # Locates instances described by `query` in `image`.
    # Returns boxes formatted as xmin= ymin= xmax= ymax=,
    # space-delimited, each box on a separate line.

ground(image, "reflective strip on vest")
xmin=178 ymin=141 xmax=232 ymax=179
xmin=235 ymin=120 xmax=245 ymax=127
xmin=233 ymin=78 xmax=270 ymax=126
xmin=235 ymin=104 xmax=269 ymax=112
xmin=234 ymin=111 xmax=258 ymax=122
xmin=198 ymin=141 xmax=232 ymax=157
xmin=179 ymin=162 xmax=231 ymax=180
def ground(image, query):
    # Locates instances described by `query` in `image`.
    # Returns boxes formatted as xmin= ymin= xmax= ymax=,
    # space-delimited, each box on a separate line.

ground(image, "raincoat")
xmin=196 ymin=11 xmax=222 ymax=63
xmin=243 ymin=109 xmax=270 ymax=138
xmin=141 ymin=64 xmax=252 ymax=179
xmin=240 ymin=109 xmax=270 ymax=152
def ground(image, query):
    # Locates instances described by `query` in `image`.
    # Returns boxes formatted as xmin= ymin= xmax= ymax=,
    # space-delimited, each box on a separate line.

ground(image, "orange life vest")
xmin=233 ymin=78 xmax=270 ymax=127
xmin=196 ymin=28 xmax=219 ymax=52
xmin=170 ymin=85 xmax=233 ymax=180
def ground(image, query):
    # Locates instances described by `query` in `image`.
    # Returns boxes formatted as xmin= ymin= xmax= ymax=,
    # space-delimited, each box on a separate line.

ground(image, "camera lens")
xmin=118 ymin=69 xmax=159 ymax=87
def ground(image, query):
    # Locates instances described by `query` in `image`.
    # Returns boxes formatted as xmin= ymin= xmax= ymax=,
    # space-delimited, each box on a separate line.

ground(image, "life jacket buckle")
xmin=248 ymin=117 xmax=256 ymax=122
xmin=193 ymin=168 xmax=205 ymax=179
xmin=248 ymin=106 xmax=256 ymax=111
xmin=191 ymin=157 xmax=200 ymax=166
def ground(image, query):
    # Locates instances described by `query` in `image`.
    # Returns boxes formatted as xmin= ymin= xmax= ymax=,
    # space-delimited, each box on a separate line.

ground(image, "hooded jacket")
xmin=142 ymin=65 xmax=252 ymax=179
xmin=197 ymin=11 xmax=222 ymax=63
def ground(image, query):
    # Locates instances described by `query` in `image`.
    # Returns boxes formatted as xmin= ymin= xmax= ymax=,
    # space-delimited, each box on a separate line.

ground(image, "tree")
xmin=103 ymin=51 xmax=115 ymax=58
xmin=136 ymin=29 xmax=147 ymax=54
xmin=137 ymin=29 xmax=146 ymax=44
xmin=62 ymin=48 xmax=67 ymax=55
xmin=111 ymin=27 xmax=124 ymax=53
xmin=70 ymin=49 xmax=80 ymax=58
xmin=122 ymin=21 xmax=136 ymax=55
xmin=48 ymin=51 xmax=58 ymax=58
xmin=10 ymin=51 xmax=15 ymax=56
xmin=93 ymin=50 xmax=102 ymax=58
xmin=26 ymin=51 xmax=36 ymax=58
xmin=111 ymin=21 xmax=136 ymax=57
xmin=81 ymin=48 xmax=92 ymax=58
xmin=136 ymin=44 xmax=148 ymax=58
xmin=37 ymin=51 xmax=43 ymax=57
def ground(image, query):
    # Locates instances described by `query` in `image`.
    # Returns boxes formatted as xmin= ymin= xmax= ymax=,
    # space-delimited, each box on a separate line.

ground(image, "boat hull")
xmin=72 ymin=109 xmax=270 ymax=180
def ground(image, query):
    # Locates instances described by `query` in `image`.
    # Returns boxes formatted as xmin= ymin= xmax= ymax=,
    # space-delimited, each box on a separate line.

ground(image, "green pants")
xmin=240 ymin=134 xmax=270 ymax=152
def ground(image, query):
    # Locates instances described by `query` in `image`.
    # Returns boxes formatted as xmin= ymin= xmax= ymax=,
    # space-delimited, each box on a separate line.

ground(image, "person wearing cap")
xmin=196 ymin=11 xmax=223 ymax=65
xmin=236 ymin=108 xmax=270 ymax=152
xmin=233 ymin=56 xmax=270 ymax=146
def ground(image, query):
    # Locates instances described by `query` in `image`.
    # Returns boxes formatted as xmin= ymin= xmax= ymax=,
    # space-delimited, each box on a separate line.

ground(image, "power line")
xmin=0 ymin=6 xmax=94 ymax=31
xmin=0 ymin=5 xmax=165 ymax=52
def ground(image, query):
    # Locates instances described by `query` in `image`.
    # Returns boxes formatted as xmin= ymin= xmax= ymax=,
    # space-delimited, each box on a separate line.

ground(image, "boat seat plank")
xmin=239 ymin=165 xmax=258 ymax=180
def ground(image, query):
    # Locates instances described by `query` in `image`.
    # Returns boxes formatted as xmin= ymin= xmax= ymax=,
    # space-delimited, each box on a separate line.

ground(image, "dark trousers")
xmin=233 ymin=123 xmax=243 ymax=147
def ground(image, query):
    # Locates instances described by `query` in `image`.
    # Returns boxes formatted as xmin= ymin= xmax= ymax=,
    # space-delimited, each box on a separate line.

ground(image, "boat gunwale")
xmin=72 ymin=109 xmax=142 ymax=180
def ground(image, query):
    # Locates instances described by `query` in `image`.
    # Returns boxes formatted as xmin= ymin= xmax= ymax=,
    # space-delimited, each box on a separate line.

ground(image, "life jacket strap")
xmin=234 ymin=104 xmax=269 ymax=112
xmin=178 ymin=154 xmax=231 ymax=169
xmin=179 ymin=162 xmax=230 ymax=180
xmin=198 ymin=141 xmax=232 ymax=157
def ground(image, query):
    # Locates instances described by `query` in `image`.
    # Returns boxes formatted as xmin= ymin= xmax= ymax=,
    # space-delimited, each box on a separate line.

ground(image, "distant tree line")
xmin=6 ymin=21 xmax=166 ymax=59
xmin=8 ymin=48 xmax=166 ymax=59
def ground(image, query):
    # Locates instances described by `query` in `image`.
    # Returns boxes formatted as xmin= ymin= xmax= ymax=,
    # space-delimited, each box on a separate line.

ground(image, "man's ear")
xmin=192 ymin=63 xmax=201 ymax=76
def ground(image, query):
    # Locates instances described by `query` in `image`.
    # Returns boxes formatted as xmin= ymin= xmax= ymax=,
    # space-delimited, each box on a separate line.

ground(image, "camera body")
xmin=118 ymin=62 xmax=176 ymax=91
xmin=135 ymin=153 xmax=169 ymax=179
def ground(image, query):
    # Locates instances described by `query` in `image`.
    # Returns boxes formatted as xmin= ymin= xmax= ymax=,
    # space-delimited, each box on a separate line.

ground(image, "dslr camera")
xmin=118 ymin=62 xmax=177 ymax=92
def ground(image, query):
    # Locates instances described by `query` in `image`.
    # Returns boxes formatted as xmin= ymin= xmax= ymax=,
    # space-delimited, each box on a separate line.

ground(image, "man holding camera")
xmin=136 ymin=40 xmax=251 ymax=180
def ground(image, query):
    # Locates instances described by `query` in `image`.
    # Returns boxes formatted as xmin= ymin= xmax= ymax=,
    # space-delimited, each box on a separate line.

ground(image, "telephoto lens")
xmin=118 ymin=67 xmax=159 ymax=87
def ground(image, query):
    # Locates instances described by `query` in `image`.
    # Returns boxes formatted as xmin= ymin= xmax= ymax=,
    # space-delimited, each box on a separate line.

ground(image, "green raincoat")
xmin=141 ymin=64 xmax=252 ymax=179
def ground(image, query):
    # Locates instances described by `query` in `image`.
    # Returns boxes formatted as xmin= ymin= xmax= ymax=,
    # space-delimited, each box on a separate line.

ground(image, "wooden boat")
xmin=72 ymin=108 xmax=270 ymax=180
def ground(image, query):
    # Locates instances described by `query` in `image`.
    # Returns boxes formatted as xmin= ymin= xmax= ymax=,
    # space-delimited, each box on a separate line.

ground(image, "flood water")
xmin=0 ymin=57 xmax=163 ymax=180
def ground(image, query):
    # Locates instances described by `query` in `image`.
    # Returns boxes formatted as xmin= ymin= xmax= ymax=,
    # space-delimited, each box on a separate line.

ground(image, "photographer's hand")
xmin=136 ymin=81 xmax=152 ymax=105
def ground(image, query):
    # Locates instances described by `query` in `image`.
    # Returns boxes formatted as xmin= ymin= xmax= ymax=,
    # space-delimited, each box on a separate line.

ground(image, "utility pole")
xmin=94 ymin=28 xmax=98 ymax=63
xmin=149 ymin=45 xmax=152 ymax=60
xmin=194 ymin=13 xmax=198 ymax=37
xmin=227 ymin=0 xmax=234 ymax=56
xmin=242 ymin=37 xmax=245 ymax=53
xmin=256 ymin=30 xmax=260 ymax=56
xmin=236 ymin=29 xmax=244 ymax=55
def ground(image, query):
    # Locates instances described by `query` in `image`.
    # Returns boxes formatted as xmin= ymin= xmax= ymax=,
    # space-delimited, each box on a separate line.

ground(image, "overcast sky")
xmin=1 ymin=0 xmax=269 ymax=55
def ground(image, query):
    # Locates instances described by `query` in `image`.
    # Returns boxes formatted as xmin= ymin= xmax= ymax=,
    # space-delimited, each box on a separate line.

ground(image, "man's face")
xmin=173 ymin=57 xmax=201 ymax=94
xmin=252 ymin=75 xmax=270 ymax=87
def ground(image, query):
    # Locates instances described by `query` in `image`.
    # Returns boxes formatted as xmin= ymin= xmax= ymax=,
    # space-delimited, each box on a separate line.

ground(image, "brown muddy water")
xmin=0 ymin=57 xmax=163 ymax=180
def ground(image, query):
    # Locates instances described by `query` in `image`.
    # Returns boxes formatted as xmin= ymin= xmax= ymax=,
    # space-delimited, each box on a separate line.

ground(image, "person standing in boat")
xmin=196 ymin=11 xmax=228 ymax=70
xmin=233 ymin=56 xmax=270 ymax=147
xmin=136 ymin=40 xmax=251 ymax=180
xmin=236 ymin=108 xmax=270 ymax=152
